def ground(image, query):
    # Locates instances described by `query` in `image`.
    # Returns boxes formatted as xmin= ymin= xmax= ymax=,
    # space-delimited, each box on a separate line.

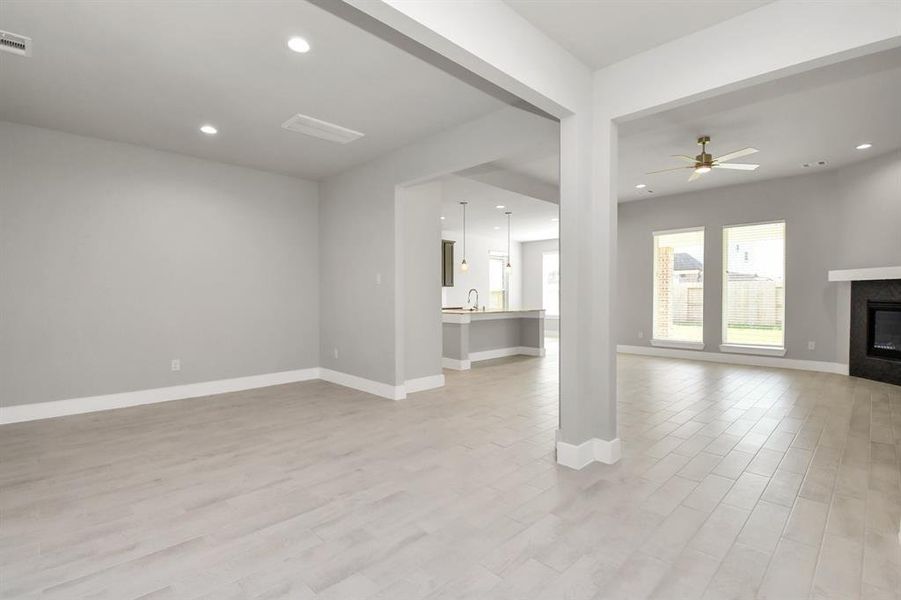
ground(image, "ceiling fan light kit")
xmin=648 ymin=135 xmax=760 ymax=182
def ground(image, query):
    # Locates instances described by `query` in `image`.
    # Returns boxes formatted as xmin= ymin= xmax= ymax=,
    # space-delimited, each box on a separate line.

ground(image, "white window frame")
xmin=651 ymin=226 xmax=705 ymax=350
xmin=488 ymin=251 xmax=509 ymax=310
xmin=720 ymin=219 xmax=787 ymax=356
xmin=541 ymin=250 xmax=559 ymax=317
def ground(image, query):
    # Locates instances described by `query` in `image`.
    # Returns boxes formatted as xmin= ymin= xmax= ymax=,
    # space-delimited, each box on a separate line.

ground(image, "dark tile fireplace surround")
xmin=850 ymin=279 xmax=901 ymax=386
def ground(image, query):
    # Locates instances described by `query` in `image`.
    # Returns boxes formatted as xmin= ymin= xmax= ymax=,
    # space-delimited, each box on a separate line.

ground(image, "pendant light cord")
xmin=459 ymin=202 xmax=468 ymax=267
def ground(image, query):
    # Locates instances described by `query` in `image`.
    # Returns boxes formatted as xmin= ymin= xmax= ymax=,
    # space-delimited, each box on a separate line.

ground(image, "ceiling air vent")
xmin=280 ymin=113 xmax=364 ymax=144
xmin=0 ymin=30 xmax=32 ymax=57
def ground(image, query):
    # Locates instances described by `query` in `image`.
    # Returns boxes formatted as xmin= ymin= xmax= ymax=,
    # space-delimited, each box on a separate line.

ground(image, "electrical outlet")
xmin=638 ymin=331 xmax=644 ymax=339
xmin=375 ymin=273 xmax=382 ymax=285
xmin=171 ymin=359 xmax=181 ymax=371
xmin=807 ymin=341 xmax=816 ymax=350
xmin=333 ymin=348 xmax=339 ymax=360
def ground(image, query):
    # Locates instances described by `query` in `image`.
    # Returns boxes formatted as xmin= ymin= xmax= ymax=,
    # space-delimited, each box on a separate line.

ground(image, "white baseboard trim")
xmin=0 ymin=368 xmax=321 ymax=425
xmin=469 ymin=346 xmax=546 ymax=362
xmin=556 ymin=437 xmax=622 ymax=469
xmin=442 ymin=357 xmax=471 ymax=370
xmin=617 ymin=344 xmax=849 ymax=375
xmin=2 ymin=365 xmax=453 ymax=425
xmin=522 ymin=346 xmax=547 ymax=357
xmin=319 ymin=368 xmax=406 ymax=401
xmin=405 ymin=374 xmax=445 ymax=394
xmin=651 ymin=339 xmax=704 ymax=350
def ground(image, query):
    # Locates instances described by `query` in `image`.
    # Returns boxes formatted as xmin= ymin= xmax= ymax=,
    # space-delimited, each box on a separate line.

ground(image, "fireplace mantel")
xmin=828 ymin=266 xmax=901 ymax=282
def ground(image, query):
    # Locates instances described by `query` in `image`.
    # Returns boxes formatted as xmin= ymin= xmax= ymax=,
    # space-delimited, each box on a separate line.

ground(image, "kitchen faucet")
xmin=467 ymin=288 xmax=479 ymax=310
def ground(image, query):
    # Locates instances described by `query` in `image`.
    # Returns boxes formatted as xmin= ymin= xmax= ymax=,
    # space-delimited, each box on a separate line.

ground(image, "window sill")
xmin=651 ymin=339 xmax=704 ymax=350
xmin=719 ymin=344 xmax=786 ymax=357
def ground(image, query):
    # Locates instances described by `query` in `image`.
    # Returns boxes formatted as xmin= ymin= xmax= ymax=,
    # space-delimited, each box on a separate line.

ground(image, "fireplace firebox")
xmin=867 ymin=301 xmax=901 ymax=361
xmin=850 ymin=280 xmax=901 ymax=386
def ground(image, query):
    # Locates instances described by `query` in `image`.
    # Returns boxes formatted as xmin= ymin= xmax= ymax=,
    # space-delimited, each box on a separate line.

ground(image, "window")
xmin=542 ymin=251 xmax=559 ymax=317
xmin=488 ymin=252 xmax=509 ymax=310
xmin=653 ymin=228 xmax=705 ymax=346
xmin=722 ymin=221 xmax=785 ymax=349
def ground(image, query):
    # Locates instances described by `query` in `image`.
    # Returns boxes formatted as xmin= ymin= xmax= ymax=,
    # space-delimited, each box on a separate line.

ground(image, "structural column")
xmin=557 ymin=107 xmax=620 ymax=468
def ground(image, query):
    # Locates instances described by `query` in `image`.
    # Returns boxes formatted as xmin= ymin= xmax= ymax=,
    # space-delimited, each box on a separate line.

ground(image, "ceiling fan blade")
xmin=672 ymin=154 xmax=697 ymax=162
xmin=715 ymin=147 xmax=758 ymax=163
xmin=647 ymin=165 xmax=693 ymax=174
xmin=688 ymin=170 xmax=704 ymax=182
xmin=713 ymin=163 xmax=759 ymax=171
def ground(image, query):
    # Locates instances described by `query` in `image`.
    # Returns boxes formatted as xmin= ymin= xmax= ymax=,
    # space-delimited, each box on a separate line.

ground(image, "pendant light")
xmin=459 ymin=201 xmax=469 ymax=272
xmin=505 ymin=211 xmax=512 ymax=272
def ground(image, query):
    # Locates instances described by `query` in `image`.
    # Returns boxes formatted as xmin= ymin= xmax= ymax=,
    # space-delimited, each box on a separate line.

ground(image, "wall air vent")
xmin=0 ymin=30 xmax=32 ymax=57
xmin=280 ymin=113 xmax=364 ymax=144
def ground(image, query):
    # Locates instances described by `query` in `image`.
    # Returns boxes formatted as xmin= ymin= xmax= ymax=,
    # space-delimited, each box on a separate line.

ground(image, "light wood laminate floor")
xmin=2 ymin=344 xmax=900 ymax=599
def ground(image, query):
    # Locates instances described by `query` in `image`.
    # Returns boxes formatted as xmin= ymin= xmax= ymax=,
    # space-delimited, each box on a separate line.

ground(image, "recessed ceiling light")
xmin=200 ymin=124 xmax=217 ymax=135
xmin=495 ymin=205 xmax=505 ymax=209
xmin=440 ymin=216 xmax=445 ymax=220
xmin=635 ymin=183 xmax=647 ymax=189
xmin=551 ymin=218 xmax=559 ymax=222
xmin=855 ymin=143 xmax=872 ymax=150
xmin=493 ymin=226 xmax=500 ymax=230
xmin=287 ymin=36 xmax=310 ymax=53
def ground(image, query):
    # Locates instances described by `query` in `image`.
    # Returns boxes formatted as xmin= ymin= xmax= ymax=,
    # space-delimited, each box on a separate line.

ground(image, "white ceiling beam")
xmin=341 ymin=0 xmax=591 ymax=118
xmin=595 ymin=0 xmax=901 ymax=121
xmin=458 ymin=166 xmax=559 ymax=205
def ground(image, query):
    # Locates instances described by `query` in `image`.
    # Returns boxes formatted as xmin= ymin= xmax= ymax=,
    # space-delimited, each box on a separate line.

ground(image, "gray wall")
xmin=317 ymin=158 xmax=399 ymax=385
xmin=440 ymin=229 xmax=522 ymax=309
xmin=522 ymin=239 xmax=559 ymax=331
xmin=617 ymin=150 xmax=901 ymax=364
xmin=831 ymin=152 xmax=901 ymax=268
xmin=318 ymin=107 xmax=558 ymax=386
xmin=401 ymin=182 xmax=443 ymax=381
xmin=0 ymin=121 xmax=320 ymax=407
xmin=522 ymin=238 xmax=559 ymax=307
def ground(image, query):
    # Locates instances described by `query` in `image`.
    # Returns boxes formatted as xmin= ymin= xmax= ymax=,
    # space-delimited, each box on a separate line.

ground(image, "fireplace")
xmin=850 ymin=279 xmax=901 ymax=385
xmin=867 ymin=301 xmax=901 ymax=361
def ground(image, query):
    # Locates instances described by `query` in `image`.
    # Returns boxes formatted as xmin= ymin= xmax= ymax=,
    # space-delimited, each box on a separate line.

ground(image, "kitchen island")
xmin=442 ymin=309 xmax=545 ymax=370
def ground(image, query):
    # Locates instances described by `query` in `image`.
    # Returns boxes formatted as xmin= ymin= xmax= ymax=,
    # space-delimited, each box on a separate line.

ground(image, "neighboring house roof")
xmin=674 ymin=252 xmax=702 ymax=272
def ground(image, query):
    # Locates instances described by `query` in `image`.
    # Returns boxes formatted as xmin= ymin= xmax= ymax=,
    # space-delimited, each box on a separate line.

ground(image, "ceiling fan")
xmin=648 ymin=135 xmax=760 ymax=182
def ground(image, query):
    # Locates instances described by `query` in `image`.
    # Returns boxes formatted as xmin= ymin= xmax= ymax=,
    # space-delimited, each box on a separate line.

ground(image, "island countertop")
xmin=441 ymin=308 xmax=545 ymax=325
xmin=441 ymin=308 xmax=545 ymax=315
xmin=442 ymin=308 xmax=546 ymax=367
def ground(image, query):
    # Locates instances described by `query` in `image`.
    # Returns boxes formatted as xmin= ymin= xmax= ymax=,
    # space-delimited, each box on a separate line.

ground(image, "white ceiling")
xmin=505 ymin=0 xmax=771 ymax=69
xmin=486 ymin=48 xmax=901 ymax=202
xmin=440 ymin=176 xmax=559 ymax=243
xmin=0 ymin=1 xmax=505 ymax=180
xmin=490 ymin=154 xmax=559 ymax=188
xmin=618 ymin=50 xmax=901 ymax=201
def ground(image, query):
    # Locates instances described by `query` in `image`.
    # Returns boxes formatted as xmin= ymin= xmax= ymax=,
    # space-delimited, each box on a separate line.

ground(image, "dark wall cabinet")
xmin=441 ymin=240 xmax=455 ymax=287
